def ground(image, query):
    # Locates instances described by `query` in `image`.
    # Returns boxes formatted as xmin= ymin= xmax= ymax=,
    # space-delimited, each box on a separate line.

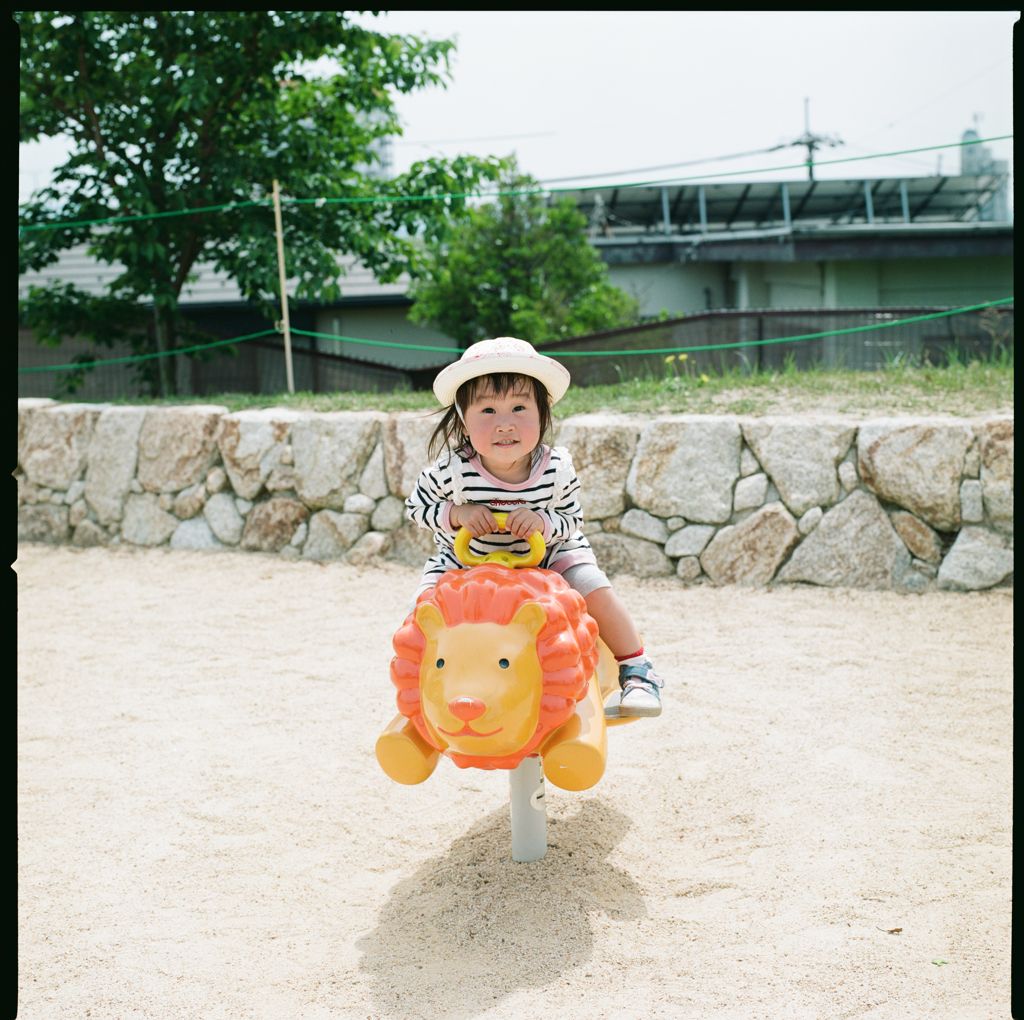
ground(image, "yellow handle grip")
xmin=453 ymin=511 xmax=546 ymax=569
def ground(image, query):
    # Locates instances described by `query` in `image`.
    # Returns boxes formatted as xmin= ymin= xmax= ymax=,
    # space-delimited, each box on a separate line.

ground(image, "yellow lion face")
xmin=414 ymin=602 xmax=546 ymax=759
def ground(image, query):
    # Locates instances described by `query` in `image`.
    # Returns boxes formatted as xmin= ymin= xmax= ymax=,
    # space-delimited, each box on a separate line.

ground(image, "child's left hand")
xmin=503 ymin=507 xmax=545 ymax=540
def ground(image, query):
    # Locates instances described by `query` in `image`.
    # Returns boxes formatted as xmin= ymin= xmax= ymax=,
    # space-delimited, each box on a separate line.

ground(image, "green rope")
xmin=288 ymin=327 xmax=458 ymax=353
xmin=18 ymin=199 xmax=272 ymax=232
xmin=291 ymin=133 xmax=1016 ymax=200
xmin=18 ymin=299 xmax=1013 ymax=374
xmin=542 ymin=299 xmax=1016 ymax=357
xmin=18 ymin=328 xmax=278 ymax=374
xmin=18 ymin=134 xmax=1013 ymax=233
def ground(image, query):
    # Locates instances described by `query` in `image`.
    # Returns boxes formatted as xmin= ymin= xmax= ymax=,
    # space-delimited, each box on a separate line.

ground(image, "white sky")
xmin=19 ymin=10 xmax=1017 ymax=206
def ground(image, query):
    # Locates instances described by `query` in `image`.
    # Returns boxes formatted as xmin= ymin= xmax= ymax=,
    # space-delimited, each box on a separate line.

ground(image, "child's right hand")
xmin=450 ymin=502 xmax=499 ymax=538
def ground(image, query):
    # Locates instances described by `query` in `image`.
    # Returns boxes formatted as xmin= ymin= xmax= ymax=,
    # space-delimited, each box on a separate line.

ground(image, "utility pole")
xmin=789 ymin=98 xmax=843 ymax=180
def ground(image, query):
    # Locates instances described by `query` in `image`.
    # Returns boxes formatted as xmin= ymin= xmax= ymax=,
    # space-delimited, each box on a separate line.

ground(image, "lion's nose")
xmin=448 ymin=697 xmax=486 ymax=721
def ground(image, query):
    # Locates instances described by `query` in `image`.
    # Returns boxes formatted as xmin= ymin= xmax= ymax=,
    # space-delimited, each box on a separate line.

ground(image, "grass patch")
xmin=96 ymin=358 xmax=1013 ymax=419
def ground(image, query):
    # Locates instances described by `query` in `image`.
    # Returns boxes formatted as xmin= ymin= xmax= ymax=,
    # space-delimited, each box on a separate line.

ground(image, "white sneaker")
xmin=618 ymin=662 xmax=664 ymax=718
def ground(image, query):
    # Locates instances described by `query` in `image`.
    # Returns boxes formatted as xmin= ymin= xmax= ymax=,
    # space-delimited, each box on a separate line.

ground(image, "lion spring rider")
xmin=376 ymin=514 xmax=641 ymax=862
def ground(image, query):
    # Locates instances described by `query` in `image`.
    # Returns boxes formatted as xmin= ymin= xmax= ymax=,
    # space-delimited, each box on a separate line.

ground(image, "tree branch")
xmin=197 ymin=23 xmax=282 ymax=162
xmin=172 ymin=233 xmax=203 ymax=297
xmin=41 ymin=32 xmax=128 ymax=197
xmin=76 ymin=42 xmax=108 ymax=165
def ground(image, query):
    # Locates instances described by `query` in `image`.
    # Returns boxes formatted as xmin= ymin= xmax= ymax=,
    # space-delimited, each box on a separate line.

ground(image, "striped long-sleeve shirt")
xmin=405 ymin=444 xmax=599 ymax=588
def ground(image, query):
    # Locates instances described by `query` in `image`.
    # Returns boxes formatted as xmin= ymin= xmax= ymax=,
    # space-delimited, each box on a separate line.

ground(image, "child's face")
xmin=463 ymin=379 xmax=542 ymax=475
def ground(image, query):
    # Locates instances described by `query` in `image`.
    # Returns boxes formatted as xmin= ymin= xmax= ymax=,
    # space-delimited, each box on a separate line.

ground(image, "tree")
xmin=408 ymin=162 xmax=639 ymax=348
xmin=18 ymin=11 xmax=503 ymax=395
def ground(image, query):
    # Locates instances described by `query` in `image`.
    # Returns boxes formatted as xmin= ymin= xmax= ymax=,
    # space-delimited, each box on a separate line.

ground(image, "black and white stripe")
xmin=406 ymin=445 xmax=598 ymax=587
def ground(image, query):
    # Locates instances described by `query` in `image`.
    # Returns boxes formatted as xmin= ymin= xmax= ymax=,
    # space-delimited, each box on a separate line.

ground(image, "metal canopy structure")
xmin=568 ymin=174 xmax=1010 ymax=237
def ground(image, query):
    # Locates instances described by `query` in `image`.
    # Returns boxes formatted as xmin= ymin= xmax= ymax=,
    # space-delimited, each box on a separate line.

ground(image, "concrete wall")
xmin=876 ymin=256 xmax=1014 ymax=306
xmin=313 ymin=305 xmax=458 ymax=371
xmin=613 ymin=255 xmax=1014 ymax=317
xmin=17 ymin=400 xmax=1013 ymax=593
xmin=607 ymin=263 xmax=727 ymax=318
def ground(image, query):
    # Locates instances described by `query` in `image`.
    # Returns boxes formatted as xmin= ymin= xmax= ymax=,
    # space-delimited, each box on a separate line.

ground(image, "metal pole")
xmin=698 ymin=185 xmax=708 ymax=234
xmin=272 ymin=179 xmax=295 ymax=395
xmin=661 ymin=186 xmax=671 ymax=235
xmin=863 ymin=180 xmax=875 ymax=224
xmin=899 ymin=179 xmax=910 ymax=223
xmin=509 ymin=756 xmax=546 ymax=862
xmin=781 ymin=182 xmax=791 ymax=231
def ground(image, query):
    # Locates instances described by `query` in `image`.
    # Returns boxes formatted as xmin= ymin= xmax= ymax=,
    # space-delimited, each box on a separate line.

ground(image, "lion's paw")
xmin=542 ymin=740 xmax=606 ymax=792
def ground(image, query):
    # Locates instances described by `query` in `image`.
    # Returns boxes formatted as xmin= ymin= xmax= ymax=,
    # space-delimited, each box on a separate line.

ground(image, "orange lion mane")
xmin=389 ymin=564 xmax=600 ymax=770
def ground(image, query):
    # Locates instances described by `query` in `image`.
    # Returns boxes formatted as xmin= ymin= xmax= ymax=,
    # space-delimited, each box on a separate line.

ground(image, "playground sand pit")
xmin=17 ymin=544 xmax=1012 ymax=1019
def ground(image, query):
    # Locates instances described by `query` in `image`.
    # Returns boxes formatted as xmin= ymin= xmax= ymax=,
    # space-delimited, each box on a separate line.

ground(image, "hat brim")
xmin=433 ymin=352 xmax=570 ymax=406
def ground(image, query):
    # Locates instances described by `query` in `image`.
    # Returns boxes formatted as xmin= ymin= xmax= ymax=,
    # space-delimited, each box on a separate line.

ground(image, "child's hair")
xmin=427 ymin=371 xmax=552 ymax=463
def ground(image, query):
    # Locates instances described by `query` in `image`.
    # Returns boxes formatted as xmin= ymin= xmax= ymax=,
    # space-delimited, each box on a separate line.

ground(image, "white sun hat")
xmin=432 ymin=337 xmax=571 ymax=406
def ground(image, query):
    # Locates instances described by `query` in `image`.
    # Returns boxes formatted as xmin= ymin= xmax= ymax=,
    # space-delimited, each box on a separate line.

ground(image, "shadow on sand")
xmin=356 ymin=797 xmax=644 ymax=1019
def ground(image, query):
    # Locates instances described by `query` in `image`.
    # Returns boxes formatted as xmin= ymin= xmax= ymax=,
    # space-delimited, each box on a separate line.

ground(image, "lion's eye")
xmin=498 ymin=658 xmax=509 ymax=669
xmin=436 ymin=658 xmax=445 ymax=668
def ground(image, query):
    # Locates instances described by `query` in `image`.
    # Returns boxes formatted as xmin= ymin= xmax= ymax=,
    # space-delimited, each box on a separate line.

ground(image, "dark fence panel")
xmin=20 ymin=305 xmax=1013 ymax=400
xmin=541 ymin=306 xmax=1013 ymax=385
xmin=189 ymin=337 xmax=417 ymax=397
xmin=19 ymin=317 xmax=448 ymax=401
xmin=18 ymin=327 xmax=153 ymax=401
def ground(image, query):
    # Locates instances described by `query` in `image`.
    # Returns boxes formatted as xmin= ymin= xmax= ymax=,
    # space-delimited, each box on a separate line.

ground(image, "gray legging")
xmin=407 ymin=561 xmax=611 ymax=615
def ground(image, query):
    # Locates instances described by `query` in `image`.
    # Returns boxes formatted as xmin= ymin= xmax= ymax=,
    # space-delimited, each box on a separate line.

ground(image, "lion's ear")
xmin=511 ymin=601 xmax=546 ymax=638
xmin=415 ymin=602 xmax=446 ymax=641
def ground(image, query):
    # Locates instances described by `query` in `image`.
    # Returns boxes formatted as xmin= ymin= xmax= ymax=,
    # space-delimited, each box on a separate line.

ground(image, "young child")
xmin=405 ymin=336 xmax=665 ymax=717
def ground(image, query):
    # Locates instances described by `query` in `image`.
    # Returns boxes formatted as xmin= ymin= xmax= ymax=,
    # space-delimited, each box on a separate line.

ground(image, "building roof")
xmin=18 ymin=248 xmax=411 ymax=306
xmin=19 ymin=174 xmax=1013 ymax=305
xmin=573 ymin=174 xmax=1011 ymax=237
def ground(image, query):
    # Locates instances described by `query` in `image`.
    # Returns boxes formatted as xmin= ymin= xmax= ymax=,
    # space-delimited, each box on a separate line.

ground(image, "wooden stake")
xmin=272 ymin=179 xmax=295 ymax=395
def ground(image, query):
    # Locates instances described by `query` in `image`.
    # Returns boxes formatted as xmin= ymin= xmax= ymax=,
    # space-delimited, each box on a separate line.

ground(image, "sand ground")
xmin=16 ymin=544 xmax=1013 ymax=1019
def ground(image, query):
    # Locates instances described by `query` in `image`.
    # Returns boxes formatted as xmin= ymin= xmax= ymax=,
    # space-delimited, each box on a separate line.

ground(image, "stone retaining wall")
xmin=16 ymin=399 xmax=1013 ymax=592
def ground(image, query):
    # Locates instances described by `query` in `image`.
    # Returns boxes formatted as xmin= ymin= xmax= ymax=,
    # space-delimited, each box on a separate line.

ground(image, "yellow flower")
xmin=679 ymin=353 xmax=688 ymax=361
xmin=664 ymin=355 xmax=676 ymax=363
xmin=700 ymin=373 xmax=709 ymax=382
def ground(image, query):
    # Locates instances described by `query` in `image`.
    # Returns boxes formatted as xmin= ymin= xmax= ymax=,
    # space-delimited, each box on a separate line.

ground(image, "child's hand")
xmin=451 ymin=502 xmax=499 ymax=538
xmin=504 ymin=507 xmax=545 ymax=540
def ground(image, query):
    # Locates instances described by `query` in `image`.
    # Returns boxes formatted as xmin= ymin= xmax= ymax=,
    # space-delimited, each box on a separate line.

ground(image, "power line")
xmin=536 ymin=134 xmax=1013 ymax=194
xmin=546 ymin=98 xmax=844 ymax=186
xmin=841 ymin=141 xmax=947 ymax=174
xmin=394 ymin=130 xmax=557 ymax=146
xmin=537 ymin=144 xmax=790 ymax=185
xmin=852 ymin=55 xmax=1012 ymax=146
xmin=18 ymin=134 xmax=1015 ymax=233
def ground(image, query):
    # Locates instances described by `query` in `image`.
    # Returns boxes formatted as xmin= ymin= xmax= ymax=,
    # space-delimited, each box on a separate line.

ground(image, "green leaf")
xmin=408 ymin=158 xmax=640 ymax=347
xmin=18 ymin=10 xmax=502 ymax=395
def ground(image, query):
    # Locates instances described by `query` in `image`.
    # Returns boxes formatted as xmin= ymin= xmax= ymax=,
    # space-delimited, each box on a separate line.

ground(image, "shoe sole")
xmin=618 ymin=702 xmax=662 ymax=718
